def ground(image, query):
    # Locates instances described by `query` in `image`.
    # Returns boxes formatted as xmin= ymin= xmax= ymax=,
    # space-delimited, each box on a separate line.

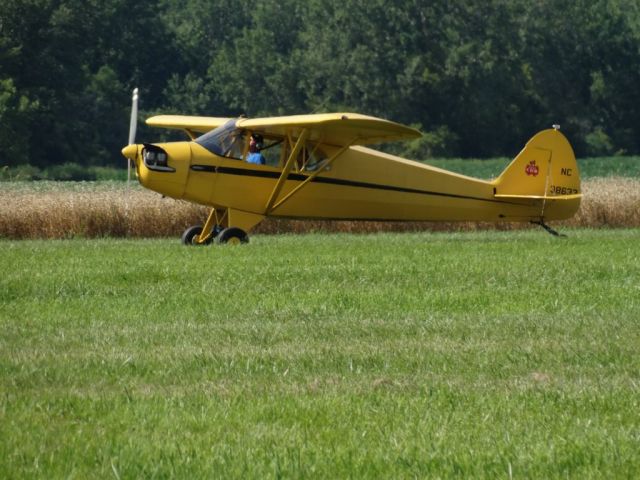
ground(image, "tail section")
xmin=492 ymin=128 xmax=581 ymax=221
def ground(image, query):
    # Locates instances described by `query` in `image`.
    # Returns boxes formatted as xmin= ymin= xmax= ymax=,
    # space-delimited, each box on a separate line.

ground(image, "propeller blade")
xmin=127 ymin=88 xmax=139 ymax=185
xmin=128 ymin=88 xmax=139 ymax=145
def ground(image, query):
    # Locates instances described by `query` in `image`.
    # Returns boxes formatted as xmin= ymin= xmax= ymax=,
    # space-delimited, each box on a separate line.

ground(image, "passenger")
xmin=246 ymin=134 xmax=266 ymax=165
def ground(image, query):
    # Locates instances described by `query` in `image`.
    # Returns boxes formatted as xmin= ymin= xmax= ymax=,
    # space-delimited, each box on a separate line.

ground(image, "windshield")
xmin=195 ymin=119 xmax=244 ymax=158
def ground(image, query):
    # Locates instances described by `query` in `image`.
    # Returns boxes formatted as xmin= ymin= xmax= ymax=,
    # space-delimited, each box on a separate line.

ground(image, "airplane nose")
xmin=121 ymin=144 xmax=137 ymax=160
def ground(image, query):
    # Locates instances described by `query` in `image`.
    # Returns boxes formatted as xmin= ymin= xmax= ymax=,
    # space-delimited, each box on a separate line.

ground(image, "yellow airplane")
xmin=121 ymin=89 xmax=581 ymax=244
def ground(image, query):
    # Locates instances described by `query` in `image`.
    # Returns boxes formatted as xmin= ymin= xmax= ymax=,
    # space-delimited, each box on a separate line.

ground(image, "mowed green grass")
xmin=425 ymin=155 xmax=640 ymax=179
xmin=1 ymin=230 xmax=639 ymax=478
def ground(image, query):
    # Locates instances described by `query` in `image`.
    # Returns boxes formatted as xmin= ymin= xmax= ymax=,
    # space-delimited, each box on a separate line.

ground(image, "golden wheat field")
xmin=0 ymin=178 xmax=638 ymax=239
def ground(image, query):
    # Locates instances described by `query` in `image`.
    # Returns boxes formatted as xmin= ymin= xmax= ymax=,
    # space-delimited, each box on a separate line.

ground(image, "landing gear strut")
xmin=181 ymin=224 xmax=222 ymax=245
xmin=181 ymin=207 xmax=262 ymax=246
xmin=182 ymin=207 xmax=229 ymax=245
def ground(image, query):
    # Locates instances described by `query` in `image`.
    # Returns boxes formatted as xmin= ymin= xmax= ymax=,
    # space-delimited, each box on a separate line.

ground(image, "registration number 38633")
xmin=549 ymin=185 xmax=579 ymax=195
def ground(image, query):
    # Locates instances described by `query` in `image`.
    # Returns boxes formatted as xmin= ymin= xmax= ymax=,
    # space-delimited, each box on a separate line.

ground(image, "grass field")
xmin=426 ymin=155 xmax=640 ymax=179
xmin=1 ymin=230 xmax=639 ymax=478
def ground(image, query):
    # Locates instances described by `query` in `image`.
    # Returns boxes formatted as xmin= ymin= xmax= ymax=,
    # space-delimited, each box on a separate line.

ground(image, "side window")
xmin=259 ymin=138 xmax=285 ymax=167
xmin=250 ymin=135 xmax=328 ymax=171
xmin=300 ymin=141 xmax=327 ymax=171
xmin=265 ymin=138 xmax=328 ymax=171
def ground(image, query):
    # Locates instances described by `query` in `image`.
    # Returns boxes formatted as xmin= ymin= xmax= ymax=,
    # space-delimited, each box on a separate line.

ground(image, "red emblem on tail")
xmin=525 ymin=160 xmax=539 ymax=176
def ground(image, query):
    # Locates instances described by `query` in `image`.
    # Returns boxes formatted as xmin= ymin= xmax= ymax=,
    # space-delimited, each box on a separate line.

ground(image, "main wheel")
xmin=215 ymin=227 xmax=249 ymax=245
xmin=181 ymin=225 xmax=213 ymax=245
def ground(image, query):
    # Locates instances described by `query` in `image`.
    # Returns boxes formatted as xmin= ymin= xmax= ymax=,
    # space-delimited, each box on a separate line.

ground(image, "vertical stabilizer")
xmin=492 ymin=129 xmax=581 ymax=220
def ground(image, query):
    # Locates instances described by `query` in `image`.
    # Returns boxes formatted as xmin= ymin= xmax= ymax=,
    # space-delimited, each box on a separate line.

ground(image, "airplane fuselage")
xmin=133 ymin=139 xmax=579 ymax=224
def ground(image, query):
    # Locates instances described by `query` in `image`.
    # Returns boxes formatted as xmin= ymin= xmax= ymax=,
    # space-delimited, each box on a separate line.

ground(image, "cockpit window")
xmin=194 ymin=119 xmax=329 ymax=170
xmin=195 ymin=119 xmax=245 ymax=159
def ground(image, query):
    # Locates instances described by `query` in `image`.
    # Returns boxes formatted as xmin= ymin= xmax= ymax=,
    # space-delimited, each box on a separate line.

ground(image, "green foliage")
xmin=0 ymin=78 xmax=38 ymax=165
xmin=1 ymin=230 xmax=639 ymax=477
xmin=1 ymin=0 xmax=640 ymax=165
xmin=585 ymin=128 xmax=616 ymax=156
xmin=44 ymin=162 xmax=97 ymax=181
xmin=392 ymin=125 xmax=460 ymax=159
xmin=0 ymin=163 xmax=42 ymax=181
xmin=0 ymin=163 xmax=127 ymax=181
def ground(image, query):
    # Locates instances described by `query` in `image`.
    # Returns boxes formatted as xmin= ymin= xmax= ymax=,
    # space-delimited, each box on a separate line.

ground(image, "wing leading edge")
xmin=146 ymin=115 xmax=233 ymax=134
xmin=146 ymin=113 xmax=422 ymax=146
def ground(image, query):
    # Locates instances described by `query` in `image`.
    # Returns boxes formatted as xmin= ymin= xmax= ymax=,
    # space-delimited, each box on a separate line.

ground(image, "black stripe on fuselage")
xmin=190 ymin=165 xmax=525 ymax=206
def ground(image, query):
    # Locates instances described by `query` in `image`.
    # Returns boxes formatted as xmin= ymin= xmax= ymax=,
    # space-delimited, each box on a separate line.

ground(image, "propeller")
xmin=126 ymin=88 xmax=139 ymax=185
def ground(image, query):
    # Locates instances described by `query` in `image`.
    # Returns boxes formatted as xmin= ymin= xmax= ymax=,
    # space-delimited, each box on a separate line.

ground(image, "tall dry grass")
xmin=0 ymin=178 xmax=638 ymax=239
xmin=0 ymin=183 xmax=207 ymax=239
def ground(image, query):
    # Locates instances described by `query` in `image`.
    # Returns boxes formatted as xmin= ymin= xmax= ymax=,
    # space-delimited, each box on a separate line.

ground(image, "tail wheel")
xmin=181 ymin=225 xmax=213 ymax=246
xmin=215 ymin=227 xmax=249 ymax=245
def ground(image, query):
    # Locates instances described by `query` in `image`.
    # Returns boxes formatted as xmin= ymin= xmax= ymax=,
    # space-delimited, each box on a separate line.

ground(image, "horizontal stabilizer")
xmin=494 ymin=193 xmax=582 ymax=201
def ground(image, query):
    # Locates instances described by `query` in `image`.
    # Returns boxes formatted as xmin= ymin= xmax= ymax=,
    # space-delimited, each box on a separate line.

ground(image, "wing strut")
xmin=269 ymin=139 xmax=355 ymax=213
xmin=264 ymin=129 xmax=310 ymax=215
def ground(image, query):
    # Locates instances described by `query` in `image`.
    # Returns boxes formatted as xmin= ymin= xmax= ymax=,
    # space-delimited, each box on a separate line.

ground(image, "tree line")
xmin=1 ymin=0 xmax=639 ymax=168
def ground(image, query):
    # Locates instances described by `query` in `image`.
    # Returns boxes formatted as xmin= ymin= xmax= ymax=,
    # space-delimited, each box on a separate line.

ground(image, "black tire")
xmin=212 ymin=224 xmax=224 ymax=238
xmin=215 ymin=227 xmax=249 ymax=245
xmin=181 ymin=225 xmax=212 ymax=246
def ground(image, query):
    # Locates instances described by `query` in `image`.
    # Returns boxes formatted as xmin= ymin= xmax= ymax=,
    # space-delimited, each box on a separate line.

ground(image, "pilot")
xmin=246 ymin=134 xmax=266 ymax=165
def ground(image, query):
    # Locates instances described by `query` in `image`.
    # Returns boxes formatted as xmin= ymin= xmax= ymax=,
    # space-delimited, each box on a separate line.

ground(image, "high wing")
xmin=238 ymin=113 xmax=421 ymax=146
xmin=146 ymin=113 xmax=421 ymax=146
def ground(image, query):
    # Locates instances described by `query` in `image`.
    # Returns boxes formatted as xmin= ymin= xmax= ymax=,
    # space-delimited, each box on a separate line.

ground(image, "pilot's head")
xmin=250 ymin=134 xmax=263 ymax=152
